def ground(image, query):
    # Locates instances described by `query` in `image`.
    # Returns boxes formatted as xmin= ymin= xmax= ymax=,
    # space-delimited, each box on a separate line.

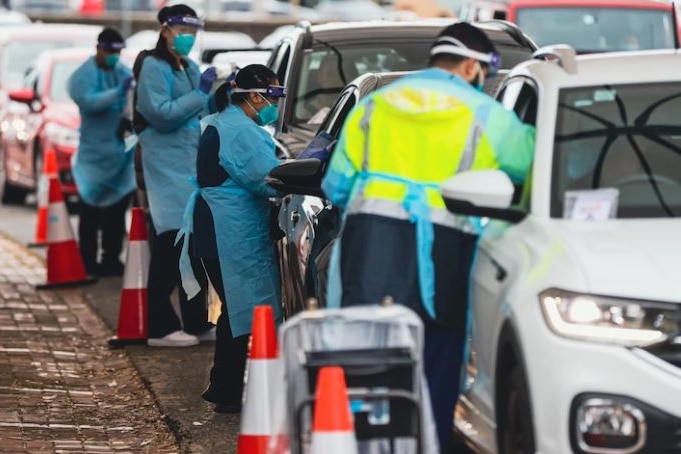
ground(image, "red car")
xmin=0 ymin=24 xmax=100 ymax=204
xmin=460 ymin=0 xmax=680 ymax=53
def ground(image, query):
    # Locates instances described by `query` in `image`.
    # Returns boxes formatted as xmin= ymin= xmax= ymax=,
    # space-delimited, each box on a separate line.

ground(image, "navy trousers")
xmin=424 ymin=320 xmax=465 ymax=451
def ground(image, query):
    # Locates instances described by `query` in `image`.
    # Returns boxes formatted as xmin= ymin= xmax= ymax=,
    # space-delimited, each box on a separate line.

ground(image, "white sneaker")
xmin=196 ymin=326 xmax=217 ymax=342
xmin=147 ymin=330 xmax=199 ymax=347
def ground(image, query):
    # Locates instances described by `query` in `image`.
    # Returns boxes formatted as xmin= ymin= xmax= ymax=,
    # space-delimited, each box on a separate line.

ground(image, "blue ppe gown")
xmin=177 ymin=104 xmax=282 ymax=337
xmin=68 ymin=57 xmax=135 ymax=207
xmin=135 ymin=55 xmax=209 ymax=234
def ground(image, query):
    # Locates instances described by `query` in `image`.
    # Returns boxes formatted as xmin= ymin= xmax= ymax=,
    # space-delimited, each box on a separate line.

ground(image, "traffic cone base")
xmin=108 ymin=288 xmax=147 ymax=346
xmin=109 ymin=207 xmax=149 ymax=347
xmin=36 ymin=241 xmax=98 ymax=290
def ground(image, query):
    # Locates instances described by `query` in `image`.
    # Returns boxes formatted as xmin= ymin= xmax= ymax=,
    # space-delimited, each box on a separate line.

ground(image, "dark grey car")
xmin=267 ymin=19 xmax=537 ymax=159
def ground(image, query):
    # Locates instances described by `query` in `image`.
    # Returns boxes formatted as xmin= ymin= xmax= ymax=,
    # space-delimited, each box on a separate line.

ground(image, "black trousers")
xmin=78 ymin=193 xmax=133 ymax=274
xmin=147 ymin=230 xmax=211 ymax=338
xmin=202 ymin=258 xmax=250 ymax=406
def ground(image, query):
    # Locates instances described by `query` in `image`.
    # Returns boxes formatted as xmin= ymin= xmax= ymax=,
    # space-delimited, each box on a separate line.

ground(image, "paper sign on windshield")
xmin=563 ymin=188 xmax=619 ymax=221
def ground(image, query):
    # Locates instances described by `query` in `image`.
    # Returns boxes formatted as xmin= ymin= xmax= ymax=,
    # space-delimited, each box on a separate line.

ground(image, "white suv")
xmin=442 ymin=46 xmax=681 ymax=454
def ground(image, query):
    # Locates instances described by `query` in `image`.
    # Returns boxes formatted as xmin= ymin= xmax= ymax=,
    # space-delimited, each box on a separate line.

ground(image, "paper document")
xmin=563 ymin=188 xmax=619 ymax=220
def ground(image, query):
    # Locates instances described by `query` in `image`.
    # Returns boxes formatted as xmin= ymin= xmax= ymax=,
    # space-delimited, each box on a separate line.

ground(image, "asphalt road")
xmin=0 ymin=202 xmax=239 ymax=453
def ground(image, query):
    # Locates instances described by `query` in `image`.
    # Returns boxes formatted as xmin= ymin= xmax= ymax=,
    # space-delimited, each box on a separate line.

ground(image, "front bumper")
xmin=569 ymin=393 xmax=681 ymax=453
xmin=520 ymin=319 xmax=681 ymax=453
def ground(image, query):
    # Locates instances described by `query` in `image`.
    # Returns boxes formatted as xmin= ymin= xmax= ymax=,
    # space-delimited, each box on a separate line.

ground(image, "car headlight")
xmin=540 ymin=288 xmax=679 ymax=347
xmin=45 ymin=123 xmax=79 ymax=148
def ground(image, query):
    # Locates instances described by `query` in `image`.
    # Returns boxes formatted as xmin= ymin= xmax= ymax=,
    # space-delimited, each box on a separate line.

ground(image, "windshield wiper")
xmin=556 ymin=87 xmax=681 ymax=217
xmin=611 ymin=86 xmax=675 ymax=217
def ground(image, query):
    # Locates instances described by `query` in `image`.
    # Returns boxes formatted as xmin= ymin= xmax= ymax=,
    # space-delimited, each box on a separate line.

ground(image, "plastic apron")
xmin=70 ymin=58 xmax=135 ymax=207
xmin=176 ymin=176 xmax=282 ymax=337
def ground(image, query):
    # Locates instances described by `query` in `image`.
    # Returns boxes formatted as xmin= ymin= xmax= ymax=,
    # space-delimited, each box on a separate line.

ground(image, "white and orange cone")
xmin=35 ymin=177 xmax=97 ymax=290
xmin=28 ymin=148 xmax=58 ymax=248
xmin=310 ymin=366 xmax=358 ymax=454
xmin=108 ymin=207 xmax=149 ymax=347
xmin=237 ymin=305 xmax=287 ymax=453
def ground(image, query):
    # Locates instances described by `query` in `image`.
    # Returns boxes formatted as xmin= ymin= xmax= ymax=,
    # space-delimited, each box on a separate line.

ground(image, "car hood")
xmin=43 ymin=102 xmax=80 ymax=129
xmin=547 ymin=219 xmax=681 ymax=302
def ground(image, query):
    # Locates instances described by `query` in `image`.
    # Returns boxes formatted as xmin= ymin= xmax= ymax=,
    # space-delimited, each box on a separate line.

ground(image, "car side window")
xmin=498 ymin=77 xmax=538 ymax=127
xmin=497 ymin=77 xmax=538 ymax=207
xmin=323 ymin=88 xmax=359 ymax=138
xmin=269 ymin=41 xmax=291 ymax=84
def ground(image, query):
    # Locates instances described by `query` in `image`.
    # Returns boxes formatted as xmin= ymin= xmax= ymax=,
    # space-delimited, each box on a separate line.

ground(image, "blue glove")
xmin=199 ymin=67 xmax=218 ymax=94
xmin=120 ymin=76 xmax=134 ymax=94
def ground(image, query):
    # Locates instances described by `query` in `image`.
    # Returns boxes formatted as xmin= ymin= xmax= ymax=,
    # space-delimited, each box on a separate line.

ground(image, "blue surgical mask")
xmin=104 ymin=53 xmax=119 ymax=68
xmin=254 ymin=95 xmax=278 ymax=126
xmin=173 ymin=33 xmax=196 ymax=56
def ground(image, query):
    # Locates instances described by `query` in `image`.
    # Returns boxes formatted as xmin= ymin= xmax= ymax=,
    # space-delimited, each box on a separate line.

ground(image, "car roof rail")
xmin=532 ymin=45 xmax=578 ymax=74
xmin=477 ymin=19 xmax=537 ymax=50
xmin=296 ymin=20 xmax=313 ymax=50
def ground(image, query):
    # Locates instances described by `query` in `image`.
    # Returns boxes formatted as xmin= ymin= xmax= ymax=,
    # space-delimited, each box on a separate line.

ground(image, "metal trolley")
xmin=278 ymin=302 xmax=439 ymax=454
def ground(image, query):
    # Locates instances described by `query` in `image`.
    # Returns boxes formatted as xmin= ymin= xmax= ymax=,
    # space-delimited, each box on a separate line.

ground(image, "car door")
xmin=277 ymin=85 xmax=360 ymax=316
xmin=465 ymin=76 xmax=539 ymax=433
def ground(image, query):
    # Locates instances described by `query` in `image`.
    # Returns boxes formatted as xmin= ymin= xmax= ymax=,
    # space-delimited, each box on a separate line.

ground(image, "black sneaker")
xmin=214 ymin=404 xmax=241 ymax=414
xmin=97 ymin=261 xmax=125 ymax=277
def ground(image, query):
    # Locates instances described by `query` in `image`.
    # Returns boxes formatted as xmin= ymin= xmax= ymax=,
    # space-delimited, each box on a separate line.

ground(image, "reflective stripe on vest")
xmin=345 ymin=97 xmax=478 ymax=319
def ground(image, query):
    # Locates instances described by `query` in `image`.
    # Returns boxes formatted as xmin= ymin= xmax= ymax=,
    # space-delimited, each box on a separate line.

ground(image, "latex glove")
xmin=120 ymin=76 xmax=134 ymax=94
xmin=199 ymin=67 xmax=218 ymax=94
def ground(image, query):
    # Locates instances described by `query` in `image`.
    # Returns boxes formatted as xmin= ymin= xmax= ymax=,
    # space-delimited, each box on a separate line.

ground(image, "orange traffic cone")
xmin=28 ymin=148 xmax=58 ymax=248
xmin=237 ymin=305 xmax=286 ymax=453
xmin=108 ymin=207 xmax=149 ymax=347
xmin=35 ymin=177 xmax=97 ymax=290
xmin=310 ymin=367 xmax=358 ymax=454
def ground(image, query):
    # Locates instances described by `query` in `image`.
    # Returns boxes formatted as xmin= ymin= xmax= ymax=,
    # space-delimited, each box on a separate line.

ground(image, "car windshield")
xmin=294 ymin=41 xmax=431 ymax=126
xmin=515 ymin=7 xmax=675 ymax=52
xmin=49 ymin=60 xmax=82 ymax=103
xmin=2 ymin=41 xmax=88 ymax=88
xmin=551 ymin=83 xmax=681 ymax=219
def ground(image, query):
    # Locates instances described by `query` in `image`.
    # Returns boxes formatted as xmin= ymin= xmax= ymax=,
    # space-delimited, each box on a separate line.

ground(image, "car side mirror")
xmin=441 ymin=170 xmax=526 ymax=223
xmin=267 ymin=158 xmax=326 ymax=197
xmin=8 ymin=88 xmax=41 ymax=112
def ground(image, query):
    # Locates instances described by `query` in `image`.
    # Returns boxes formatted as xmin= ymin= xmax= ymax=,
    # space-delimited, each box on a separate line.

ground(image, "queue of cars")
xmin=266 ymin=19 xmax=538 ymax=316
xmin=264 ymin=13 xmax=681 ymax=454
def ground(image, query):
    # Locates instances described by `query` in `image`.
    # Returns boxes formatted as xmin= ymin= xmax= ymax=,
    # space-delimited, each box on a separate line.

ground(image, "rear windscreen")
xmin=515 ymin=7 xmax=676 ymax=53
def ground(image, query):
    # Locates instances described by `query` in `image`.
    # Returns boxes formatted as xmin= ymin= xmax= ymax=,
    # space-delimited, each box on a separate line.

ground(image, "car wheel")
xmin=0 ymin=153 xmax=27 ymax=205
xmin=500 ymin=367 xmax=536 ymax=454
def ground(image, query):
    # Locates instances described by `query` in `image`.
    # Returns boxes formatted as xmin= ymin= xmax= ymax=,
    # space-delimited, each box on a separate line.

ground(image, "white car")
xmin=442 ymin=46 xmax=681 ymax=454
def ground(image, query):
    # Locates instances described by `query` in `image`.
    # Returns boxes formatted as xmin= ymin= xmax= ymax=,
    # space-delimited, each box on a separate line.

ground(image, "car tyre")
xmin=0 ymin=154 xmax=27 ymax=205
xmin=499 ymin=367 xmax=536 ymax=454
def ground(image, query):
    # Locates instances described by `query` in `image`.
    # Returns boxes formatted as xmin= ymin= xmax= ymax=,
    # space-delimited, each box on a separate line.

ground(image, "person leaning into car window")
xmin=321 ymin=23 xmax=535 ymax=450
xmin=176 ymin=64 xmax=285 ymax=413
xmin=134 ymin=4 xmax=218 ymax=348
xmin=67 ymin=27 xmax=134 ymax=278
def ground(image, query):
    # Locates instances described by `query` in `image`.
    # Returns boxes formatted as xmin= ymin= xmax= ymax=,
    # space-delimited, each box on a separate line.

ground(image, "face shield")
xmin=430 ymin=36 xmax=502 ymax=76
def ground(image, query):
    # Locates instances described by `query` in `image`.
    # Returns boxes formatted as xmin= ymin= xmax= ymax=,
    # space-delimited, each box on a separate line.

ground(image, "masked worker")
xmin=176 ymin=65 xmax=284 ymax=413
xmin=68 ymin=27 xmax=135 ymax=278
xmin=135 ymin=4 xmax=218 ymax=347
xmin=321 ymin=23 xmax=535 ymax=449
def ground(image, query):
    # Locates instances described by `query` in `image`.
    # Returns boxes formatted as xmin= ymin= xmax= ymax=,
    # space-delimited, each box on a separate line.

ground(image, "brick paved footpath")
xmin=0 ymin=234 xmax=179 ymax=453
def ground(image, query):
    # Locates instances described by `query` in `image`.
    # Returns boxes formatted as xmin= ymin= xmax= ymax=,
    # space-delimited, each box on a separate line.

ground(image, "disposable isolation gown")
xmin=177 ymin=104 xmax=282 ymax=337
xmin=135 ymin=55 xmax=209 ymax=234
xmin=68 ymin=57 xmax=135 ymax=206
